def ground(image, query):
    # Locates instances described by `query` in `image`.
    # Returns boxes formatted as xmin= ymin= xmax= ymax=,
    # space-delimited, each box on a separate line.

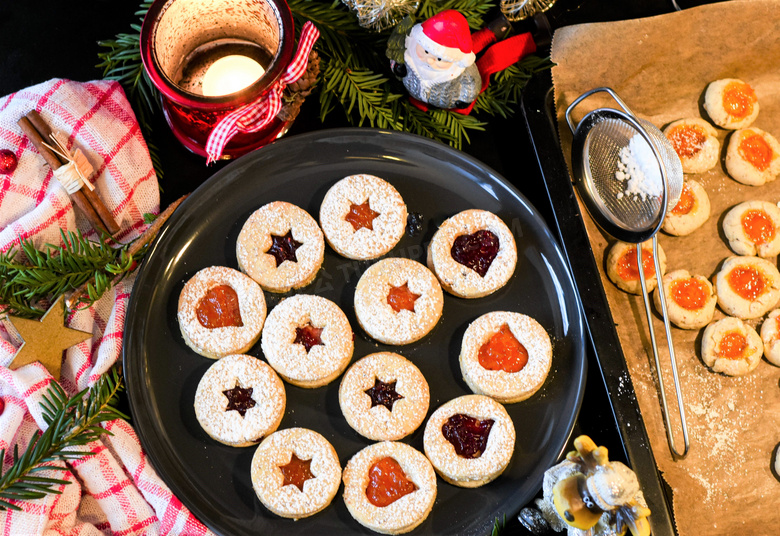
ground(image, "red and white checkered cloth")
xmin=0 ymin=79 xmax=214 ymax=535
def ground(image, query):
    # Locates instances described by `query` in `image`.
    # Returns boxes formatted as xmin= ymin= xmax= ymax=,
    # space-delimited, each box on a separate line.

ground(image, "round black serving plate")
xmin=123 ymin=128 xmax=586 ymax=536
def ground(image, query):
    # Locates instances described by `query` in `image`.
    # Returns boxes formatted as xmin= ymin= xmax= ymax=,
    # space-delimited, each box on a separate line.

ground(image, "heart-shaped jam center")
xmin=279 ymin=452 xmax=315 ymax=492
xmin=295 ymin=323 xmax=324 ymax=352
xmin=442 ymin=413 xmax=495 ymax=458
xmin=478 ymin=324 xmax=528 ymax=373
xmin=197 ymin=285 xmax=243 ymax=328
xmin=451 ymin=230 xmax=499 ymax=277
xmin=345 ymin=201 xmax=380 ymax=231
xmin=365 ymin=456 xmax=417 ymax=507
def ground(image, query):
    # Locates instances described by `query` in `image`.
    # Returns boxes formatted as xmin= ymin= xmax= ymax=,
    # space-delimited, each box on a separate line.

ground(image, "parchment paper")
xmin=550 ymin=2 xmax=780 ymax=535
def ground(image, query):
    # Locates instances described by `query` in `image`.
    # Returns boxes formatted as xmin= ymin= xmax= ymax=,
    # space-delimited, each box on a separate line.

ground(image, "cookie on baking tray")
xmin=703 ymin=78 xmax=759 ymax=130
xmin=342 ymin=441 xmax=437 ymax=535
xmin=261 ymin=294 xmax=353 ymax=388
xmin=354 ymin=257 xmax=443 ymax=345
xmin=661 ymin=180 xmax=711 ymax=236
xmin=663 ymin=118 xmax=720 ymax=174
xmin=250 ymin=427 xmax=342 ymax=519
xmin=339 ymin=352 xmax=429 ymax=441
xmin=653 ymin=270 xmax=716 ymax=330
xmin=606 ymin=240 xmax=666 ymax=294
xmin=701 ymin=317 xmax=762 ymax=376
xmin=427 ymin=209 xmax=517 ymax=299
xmin=236 ymin=201 xmax=325 ymax=293
xmin=459 ymin=311 xmax=552 ymax=404
xmin=178 ymin=266 xmax=267 ymax=359
xmin=194 ymin=354 xmax=286 ymax=447
xmin=725 ymin=127 xmax=780 ymax=186
xmin=723 ymin=200 xmax=780 ymax=258
xmin=423 ymin=394 xmax=515 ymax=488
xmin=319 ymin=174 xmax=408 ymax=260
xmin=714 ymin=255 xmax=780 ymax=319
xmin=759 ymin=309 xmax=780 ymax=367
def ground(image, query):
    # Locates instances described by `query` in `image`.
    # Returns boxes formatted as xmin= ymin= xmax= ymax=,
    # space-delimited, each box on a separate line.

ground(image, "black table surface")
xmin=0 ymin=0 xmax=721 ymax=533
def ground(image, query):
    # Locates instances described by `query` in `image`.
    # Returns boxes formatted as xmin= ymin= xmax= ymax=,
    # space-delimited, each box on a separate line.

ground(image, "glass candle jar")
xmin=140 ymin=0 xmax=295 ymax=159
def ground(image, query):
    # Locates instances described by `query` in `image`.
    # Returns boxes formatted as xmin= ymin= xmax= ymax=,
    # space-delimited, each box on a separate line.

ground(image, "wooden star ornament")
xmin=4 ymin=296 xmax=92 ymax=380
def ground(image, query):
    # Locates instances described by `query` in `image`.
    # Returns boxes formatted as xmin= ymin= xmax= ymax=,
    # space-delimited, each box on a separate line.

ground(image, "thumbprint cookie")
xmin=606 ymin=240 xmax=666 ymax=294
xmin=194 ymin=354 xmax=286 ymax=447
xmin=354 ymin=258 xmax=443 ymax=345
xmin=251 ymin=427 xmax=342 ymax=519
xmin=760 ymin=310 xmax=780 ymax=367
xmin=319 ymin=174 xmax=407 ymax=260
xmin=701 ymin=317 xmax=762 ymax=376
xmin=663 ymin=118 xmax=720 ymax=174
xmin=714 ymin=256 xmax=780 ymax=319
xmin=723 ymin=200 xmax=780 ymax=258
xmin=342 ymin=441 xmax=437 ymax=535
xmin=339 ymin=352 xmax=429 ymax=441
xmin=725 ymin=127 xmax=780 ymax=186
xmin=460 ymin=311 xmax=552 ymax=404
xmin=178 ymin=266 xmax=267 ymax=359
xmin=661 ymin=180 xmax=710 ymax=236
xmin=423 ymin=394 xmax=515 ymax=488
xmin=427 ymin=209 xmax=517 ymax=299
xmin=704 ymin=79 xmax=759 ymax=130
xmin=236 ymin=201 xmax=325 ymax=293
xmin=652 ymin=270 xmax=716 ymax=330
xmin=261 ymin=294 xmax=354 ymax=388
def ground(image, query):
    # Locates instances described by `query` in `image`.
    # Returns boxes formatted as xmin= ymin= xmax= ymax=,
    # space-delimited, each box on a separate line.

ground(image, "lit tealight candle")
xmin=202 ymin=55 xmax=266 ymax=97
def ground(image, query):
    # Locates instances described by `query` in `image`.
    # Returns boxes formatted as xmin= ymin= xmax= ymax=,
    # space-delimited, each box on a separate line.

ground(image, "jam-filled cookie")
xmin=354 ymin=258 xmax=443 ymax=345
xmin=194 ymin=354 xmax=286 ymax=447
xmin=339 ymin=352 xmax=429 ymax=441
xmin=261 ymin=294 xmax=354 ymax=388
xmin=759 ymin=309 xmax=780 ymax=367
xmin=714 ymin=256 xmax=780 ymax=319
xmin=723 ymin=200 xmax=780 ymax=258
xmin=342 ymin=441 xmax=437 ymax=535
xmin=251 ymin=427 xmax=342 ymax=519
xmin=725 ymin=127 xmax=780 ymax=186
xmin=703 ymin=78 xmax=759 ymax=130
xmin=606 ymin=240 xmax=666 ymax=294
xmin=178 ymin=266 xmax=267 ymax=359
xmin=236 ymin=201 xmax=325 ymax=293
xmin=423 ymin=394 xmax=515 ymax=488
xmin=459 ymin=311 xmax=552 ymax=404
xmin=663 ymin=118 xmax=720 ymax=174
xmin=319 ymin=174 xmax=407 ymax=260
xmin=427 ymin=209 xmax=517 ymax=299
xmin=652 ymin=270 xmax=717 ymax=330
xmin=661 ymin=180 xmax=711 ymax=236
xmin=701 ymin=317 xmax=762 ymax=376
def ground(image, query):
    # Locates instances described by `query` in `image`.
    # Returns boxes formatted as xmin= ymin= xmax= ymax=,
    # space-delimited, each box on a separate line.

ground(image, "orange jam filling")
xmin=196 ymin=285 xmax=243 ymax=328
xmin=727 ymin=266 xmax=766 ymax=300
xmin=670 ymin=183 xmax=695 ymax=216
xmin=738 ymin=133 xmax=773 ymax=171
xmin=717 ymin=330 xmax=747 ymax=359
xmin=741 ymin=209 xmax=775 ymax=245
xmin=365 ymin=457 xmax=417 ymax=507
xmin=345 ymin=201 xmax=380 ymax=231
xmin=478 ymin=324 xmax=529 ymax=373
xmin=722 ymin=81 xmax=756 ymax=119
xmin=668 ymin=125 xmax=706 ymax=158
xmin=616 ymin=246 xmax=655 ymax=282
xmin=279 ymin=453 xmax=315 ymax=492
xmin=670 ymin=278 xmax=708 ymax=311
xmin=776 ymin=315 xmax=780 ymax=334
xmin=387 ymin=282 xmax=420 ymax=313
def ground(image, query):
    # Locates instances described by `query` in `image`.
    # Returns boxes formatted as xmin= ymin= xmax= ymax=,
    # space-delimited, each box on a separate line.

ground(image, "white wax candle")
xmin=202 ymin=55 xmax=266 ymax=97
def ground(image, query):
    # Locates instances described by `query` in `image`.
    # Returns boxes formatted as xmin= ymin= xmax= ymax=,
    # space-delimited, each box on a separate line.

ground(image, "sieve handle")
xmin=565 ymin=87 xmax=637 ymax=134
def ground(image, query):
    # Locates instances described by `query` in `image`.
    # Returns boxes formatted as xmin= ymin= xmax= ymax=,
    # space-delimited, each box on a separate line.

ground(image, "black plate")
xmin=123 ymin=128 xmax=586 ymax=536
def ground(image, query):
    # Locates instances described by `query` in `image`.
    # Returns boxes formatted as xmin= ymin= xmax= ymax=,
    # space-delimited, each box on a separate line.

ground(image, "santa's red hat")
xmin=410 ymin=10 xmax=476 ymax=68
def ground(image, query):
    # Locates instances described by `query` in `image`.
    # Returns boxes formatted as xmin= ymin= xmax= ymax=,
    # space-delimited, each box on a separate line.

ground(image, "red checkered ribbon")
xmin=205 ymin=22 xmax=320 ymax=164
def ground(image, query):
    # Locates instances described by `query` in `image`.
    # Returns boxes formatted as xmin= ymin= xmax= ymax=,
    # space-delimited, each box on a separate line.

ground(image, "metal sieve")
xmin=566 ymin=87 xmax=689 ymax=458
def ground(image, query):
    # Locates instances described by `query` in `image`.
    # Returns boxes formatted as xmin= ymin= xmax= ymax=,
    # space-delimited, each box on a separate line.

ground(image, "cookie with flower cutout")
xmin=663 ymin=118 xmax=720 ymax=174
xmin=652 ymin=269 xmax=716 ymax=330
xmin=714 ymin=255 xmax=780 ymax=319
xmin=701 ymin=317 xmax=762 ymax=376
xmin=605 ymin=240 xmax=666 ymax=295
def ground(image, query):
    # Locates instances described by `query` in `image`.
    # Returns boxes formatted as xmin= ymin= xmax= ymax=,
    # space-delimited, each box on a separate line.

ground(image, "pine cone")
xmin=278 ymin=50 xmax=320 ymax=123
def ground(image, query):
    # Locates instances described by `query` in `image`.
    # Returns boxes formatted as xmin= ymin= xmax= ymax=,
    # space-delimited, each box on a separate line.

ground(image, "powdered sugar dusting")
xmin=615 ymin=134 xmax=663 ymax=200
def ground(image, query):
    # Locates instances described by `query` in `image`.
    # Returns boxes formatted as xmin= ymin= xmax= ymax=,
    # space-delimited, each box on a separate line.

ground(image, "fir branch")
xmin=0 ymin=369 xmax=127 ymax=511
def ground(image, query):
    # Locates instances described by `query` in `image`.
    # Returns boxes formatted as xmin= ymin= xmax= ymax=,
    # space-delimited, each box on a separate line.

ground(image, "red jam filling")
xmin=478 ymin=324 xmax=528 ymax=373
xmin=279 ymin=452 xmax=315 ymax=492
xmin=294 ymin=323 xmax=324 ymax=352
xmin=670 ymin=278 xmax=708 ymax=311
xmin=196 ymin=285 xmax=243 ymax=328
xmin=451 ymin=229 xmax=500 ymax=277
xmin=365 ymin=457 xmax=417 ymax=507
xmin=266 ymin=230 xmax=302 ymax=267
xmin=364 ymin=378 xmax=404 ymax=411
xmin=717 ymin=330 xmax=747 ymax=359
xmin=722 ymin=81 xmax=756 ymax=119
xmin=222 ymin=385 xmax=256 ymax=417
xmin=442 ymin=413 xmax=495 ymax=459
xmin=741 ymin=209 xmax=775 ymax=245
xmin=345 ymin=201 xmax=380 ymax=231
xmin=616 ymin=246 xmax=655 ymax=282
xmin=387 ymin=282 xmax=420 ymax=313
xmin=739 ymin=134 xmax=773 ymax=172
xmin=670 ymin=182 xmax=695 ymax=216
xmin=668 ymin=124 xmax=706 ymax=158
xmin=727 ymin=266 xmax=766 ymax=301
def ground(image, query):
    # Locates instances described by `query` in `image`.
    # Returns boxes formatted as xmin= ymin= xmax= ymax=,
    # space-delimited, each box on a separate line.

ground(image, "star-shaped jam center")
xmin=364 ymin=378 xmax=404 ymax=411
xmin=266 ymin=230 xmax=302 ymax=267
xmin=222 ymin=384 xmax=256 ymax=417
xmin=279 ymin=452 xmax=315 ymax=492
xmin=345 ymin=201 xmax=380 ymax=231
xmin=386 ymin=282 xmax=420 ymax=313
xmin=294 ymin=322 xmax=324 ymax=352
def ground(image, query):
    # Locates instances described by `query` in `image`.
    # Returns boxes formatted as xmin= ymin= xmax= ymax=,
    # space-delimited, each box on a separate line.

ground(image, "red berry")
xmin=0 ymin=149 xmax=17 ymax=174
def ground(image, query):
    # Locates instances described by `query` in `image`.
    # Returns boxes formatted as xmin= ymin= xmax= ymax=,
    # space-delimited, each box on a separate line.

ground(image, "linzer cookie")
xmin=427 ymin=209 xmax=517 ymax=298
xmin=319 ymin=174 xmax=407 ymax=260
xmin=652 ymin=269 xmax=716 ymax=330
xmin=261 ymin=294 xmax=354 ymax=388
xmin=178 ymin=266 xmax=267 ymax=359
xmin=606 ymin=240 xmax=666 ymax=294
xmin=339 ymin=352 xmax=429 ymax=441
xmin=236 ymin=201 xmax=325 ymax=293
xmin=423 ymin=394 xmax=515 ymax=488
xmin=194 ymin=354 xmax=286 ymax=447
xmin=714 ymin=256 xmax=780 ymax=319
xmin=251 ymin=427 xmax=342 ymax=519
xmin=723 ymin=200 xmax=780 ymax=258
xmin=354 ymin=258 xmax=443 ymax=345
xmin=459 ymin=311 xmax=552 ymax=404
xmin=701 ymin=317 xmax=762 ymax=376
xmin=342 ymin=441 xmax=436 ymax=535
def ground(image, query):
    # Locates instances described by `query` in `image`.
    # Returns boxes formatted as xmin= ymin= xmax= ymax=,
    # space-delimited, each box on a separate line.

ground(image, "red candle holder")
xmin=140 ymin=0 xmax=295 ymax=160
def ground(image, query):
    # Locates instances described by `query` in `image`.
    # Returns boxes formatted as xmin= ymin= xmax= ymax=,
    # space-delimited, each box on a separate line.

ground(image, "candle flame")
xmin=202 ymin=55 xmax=265 ymax=97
